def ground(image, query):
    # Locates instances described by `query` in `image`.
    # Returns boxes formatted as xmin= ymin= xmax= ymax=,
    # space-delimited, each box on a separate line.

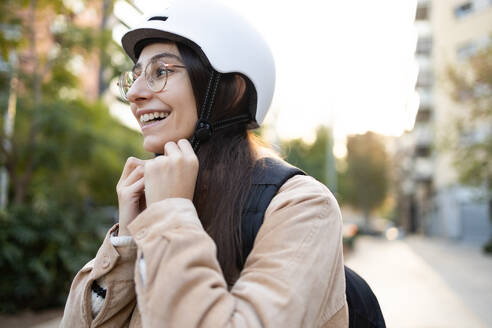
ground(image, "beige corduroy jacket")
xmin=61 ymin=174 xmax=348 ymax=327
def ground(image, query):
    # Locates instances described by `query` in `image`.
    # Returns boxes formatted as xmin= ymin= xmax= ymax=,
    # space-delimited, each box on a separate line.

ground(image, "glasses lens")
xmin=146 ymin=60 xmax=168 ymax=93
xmin=119 ymin=71 xmax=134 ymax=100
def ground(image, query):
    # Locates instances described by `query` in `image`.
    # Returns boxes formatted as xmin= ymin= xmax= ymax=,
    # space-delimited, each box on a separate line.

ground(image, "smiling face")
xmin=126 ymin=42 xmax=198 ymax=153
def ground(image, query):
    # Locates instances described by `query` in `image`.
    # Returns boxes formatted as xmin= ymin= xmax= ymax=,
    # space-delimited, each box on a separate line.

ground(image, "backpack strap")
xmin=240 ymin=157 xmax=386 ymax=328
xmin=240 ymin=157 xmax=305 ymax=268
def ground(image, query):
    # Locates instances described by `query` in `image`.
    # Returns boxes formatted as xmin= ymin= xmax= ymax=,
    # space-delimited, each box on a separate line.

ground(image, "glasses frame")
xmin=118 ymin=59 xmax=186 ymax=101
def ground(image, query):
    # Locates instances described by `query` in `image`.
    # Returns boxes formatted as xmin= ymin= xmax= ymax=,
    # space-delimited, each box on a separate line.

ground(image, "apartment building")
xmin=399 ymin=0 xmax=492 ymax=243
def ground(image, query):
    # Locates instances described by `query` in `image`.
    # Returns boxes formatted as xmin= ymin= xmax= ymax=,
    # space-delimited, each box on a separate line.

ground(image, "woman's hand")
xmin=116 ymin=157 xmax=146 ymax=236
xmin=144 ymin=139 xmax=199 ymax=206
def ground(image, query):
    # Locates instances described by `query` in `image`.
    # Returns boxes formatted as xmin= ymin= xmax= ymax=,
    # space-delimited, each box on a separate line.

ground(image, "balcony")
xmin=413 ymin=157 xmax=433 ymax=182
xmin=415 ymin=3 xmax=429 ymax=21
xmin=416 ymin=37 xmax=432 ymax=56
xmin=416 ymin=55 xmax=431 ymax=70
xmin=416 ymin=70 xmax=433 ymax=88
xmin=417 ymin=89 xmax=433 ymax=108
xmin=413 ymin=123 xmax=433 ymax=148
xmin=415 ymin=20 xmax=431 ymax=38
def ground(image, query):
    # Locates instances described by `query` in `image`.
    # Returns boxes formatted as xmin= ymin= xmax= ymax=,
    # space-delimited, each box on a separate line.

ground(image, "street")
xmin=345 ymin=235 xmax=492 ymax=328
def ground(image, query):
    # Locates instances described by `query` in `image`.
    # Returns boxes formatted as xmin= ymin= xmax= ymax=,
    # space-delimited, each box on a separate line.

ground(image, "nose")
xmin=126 ymin=75 xmax=153 ymax=103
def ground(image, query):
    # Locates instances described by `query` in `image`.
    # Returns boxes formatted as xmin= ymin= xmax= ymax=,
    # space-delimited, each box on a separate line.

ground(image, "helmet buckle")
xmin=194 ymin=119 xmax=213 ymax=141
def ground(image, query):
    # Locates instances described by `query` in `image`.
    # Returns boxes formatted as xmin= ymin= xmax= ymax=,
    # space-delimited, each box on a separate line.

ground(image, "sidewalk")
xmin=0 ymin=309 xmax=62 ymax=328
xmin=16 ymin=235 xmax=492 ymax=327
xmin=406 ymin=235 xmax=492 ymax=326
xmin=32 ymin=318 xmax=61 ymax=328
xmin=345 ymin=235 xmax=492 ymax=328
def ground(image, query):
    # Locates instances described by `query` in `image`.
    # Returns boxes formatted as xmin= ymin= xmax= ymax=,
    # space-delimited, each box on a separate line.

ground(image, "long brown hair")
xmin=176 ymin=42 xmax=260 ymax=286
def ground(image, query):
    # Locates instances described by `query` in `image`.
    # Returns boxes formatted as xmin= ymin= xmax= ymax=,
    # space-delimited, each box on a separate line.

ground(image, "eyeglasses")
xmin=118 ymin=59 xmax=186 ymax=101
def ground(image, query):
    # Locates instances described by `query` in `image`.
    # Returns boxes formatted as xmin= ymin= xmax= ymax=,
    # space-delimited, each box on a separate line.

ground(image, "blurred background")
xmin=0 ymin=0 xmax=491 ymax=327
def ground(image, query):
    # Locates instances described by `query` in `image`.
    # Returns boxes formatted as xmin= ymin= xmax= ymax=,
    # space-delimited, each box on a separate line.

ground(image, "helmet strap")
xmin=187 ymin=70 xmax=253 ymax=153
xmin=191 ymin=70 xmax=221 ymax=151
xmin=155 ymin=70 xmax=250 ymax=157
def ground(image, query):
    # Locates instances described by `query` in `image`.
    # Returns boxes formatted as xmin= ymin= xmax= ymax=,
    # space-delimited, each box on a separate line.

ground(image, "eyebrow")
xmin=132 ymin=52 xmax=184 ymax=72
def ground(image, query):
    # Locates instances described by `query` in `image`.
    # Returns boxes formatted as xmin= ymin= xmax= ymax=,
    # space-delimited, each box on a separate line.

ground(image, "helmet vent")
xmin=148 ymin=16 xmax=168 ymax=21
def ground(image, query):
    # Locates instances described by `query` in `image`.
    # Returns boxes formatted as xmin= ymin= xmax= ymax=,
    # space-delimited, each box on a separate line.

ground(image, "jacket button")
xmin=136 ymin=229 xmax=147 ymax=240
xmin=102 ymin=256 xmax=110 ymax=269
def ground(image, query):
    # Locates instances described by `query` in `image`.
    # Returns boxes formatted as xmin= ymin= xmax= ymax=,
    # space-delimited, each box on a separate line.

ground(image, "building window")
xmin=416 ymin=4 xmax=429 ymax=20
xmin=474 ymin=0 xmax=492 ymax=10
xmin=416 ymin=37 xmax=432 ymax=55
xmin=454 ymin=1 xmax=473 ymax=18
xmin=415 ymin=145 xmax=431 ymax=157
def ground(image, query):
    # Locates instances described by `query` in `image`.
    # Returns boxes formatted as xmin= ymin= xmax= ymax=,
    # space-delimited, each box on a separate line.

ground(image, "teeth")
xmin=140 ymin=112 xmax=169 ymax=123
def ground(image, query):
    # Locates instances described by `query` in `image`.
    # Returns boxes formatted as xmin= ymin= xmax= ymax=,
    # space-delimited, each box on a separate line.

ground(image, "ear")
xmin=232 ymin=74 xmax=246 ymax=107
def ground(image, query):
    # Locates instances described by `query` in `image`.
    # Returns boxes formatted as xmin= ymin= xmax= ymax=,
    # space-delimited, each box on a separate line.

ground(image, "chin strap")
xmin=190 ymin=71 xmax=252 ymax=152
xmin=154 ymin=71 xmax=250 ymax=156
xmin=190 ymin=70 xmax=221 ymax=152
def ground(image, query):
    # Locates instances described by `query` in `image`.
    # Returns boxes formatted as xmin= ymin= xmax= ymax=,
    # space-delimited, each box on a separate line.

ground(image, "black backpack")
xmin=239 ymin=157 xmax=386 ymax=328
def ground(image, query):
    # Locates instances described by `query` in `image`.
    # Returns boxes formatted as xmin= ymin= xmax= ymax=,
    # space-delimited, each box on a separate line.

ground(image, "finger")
xmin=164 ymin=141 xmax=180 ymax=157
xmin=125 ymin=165 xmax=144 ymax=186
xmin=177 ymin=139 xmax=195 ymax=155
xmin=128 ymin=177 xmax=145 ymax=192
xmin=121 ymin=157 xmax=144 ymax=180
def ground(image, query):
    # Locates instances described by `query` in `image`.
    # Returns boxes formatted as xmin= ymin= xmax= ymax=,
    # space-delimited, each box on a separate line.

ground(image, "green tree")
xmin=0 ymin=0 xmax=148 ymax=311
xmin=446 ymin=40 xmax=492 ymax=253
xmin=0 ymin=97 xmax=147 ymax=312
xmin=280 ymin=126 xmax=336 ymax=189
xmin=0 ymin=0 xmax=132 ymax=205
xmin=342 ymin=132 xmax=390 ymax=226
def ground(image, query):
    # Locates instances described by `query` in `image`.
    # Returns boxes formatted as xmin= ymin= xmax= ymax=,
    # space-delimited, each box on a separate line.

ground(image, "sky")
xmin=111 ymin=0 xmax=419 ymax=157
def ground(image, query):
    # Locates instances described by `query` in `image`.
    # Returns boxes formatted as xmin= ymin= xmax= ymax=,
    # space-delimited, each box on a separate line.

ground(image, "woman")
xmin=61 ymin=0 xmax=348 ymax=326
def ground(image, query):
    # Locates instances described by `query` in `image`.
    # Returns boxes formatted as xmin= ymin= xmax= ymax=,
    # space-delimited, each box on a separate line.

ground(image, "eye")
xmin=152 ymin=64 xmax=173 ymax=79
xmin=156 ymin=67 xmax=170 ymax=77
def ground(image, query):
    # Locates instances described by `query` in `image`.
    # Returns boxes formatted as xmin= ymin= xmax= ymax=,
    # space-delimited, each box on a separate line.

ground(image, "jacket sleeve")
xmin=127 ymin=175 xmax=348 ymax=327
xmin=60 ymin=224 xmax=138 ymax=328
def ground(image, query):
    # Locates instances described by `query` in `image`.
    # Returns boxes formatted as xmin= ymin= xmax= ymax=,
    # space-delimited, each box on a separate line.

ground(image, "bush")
xmin=0 ymin=203 xmax=113 ymax=313
xmin=484 ymin=238 xmax=492 ymax=255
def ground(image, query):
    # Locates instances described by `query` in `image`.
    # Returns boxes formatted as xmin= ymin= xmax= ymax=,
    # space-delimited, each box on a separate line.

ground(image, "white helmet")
xmin=121 ymin=0 xmax=275 ymax=128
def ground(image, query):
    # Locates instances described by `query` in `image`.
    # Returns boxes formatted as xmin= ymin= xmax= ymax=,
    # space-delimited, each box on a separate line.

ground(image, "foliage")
xmin=280 ymin=126 xmax=334 ymax=187
xmin=0 ymin=203 xmax=112 ymax=312
xmin=0 ymin=0 xmax=148 ymax=312
xmin=446 ymin=40 xmax=492 ymax=253
xmin=446 ymin=41 xmax=492 ymax=189
xmin=0 ymin=93 xmax=146 ymax=314
xmin=342 ymin=132 xmax=390 ymax=222
xmin=484 ymin=239 xmax=492 ymax=254
xmin=0 ymin=0 xmax=22 ymax=60
xmin=279 ymin=128 xmax=391 ymax=224
xmin=11 ymin=97 xmax=148 ymax=206
xmin=0 ymin=0 xmax=133 ymax=205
